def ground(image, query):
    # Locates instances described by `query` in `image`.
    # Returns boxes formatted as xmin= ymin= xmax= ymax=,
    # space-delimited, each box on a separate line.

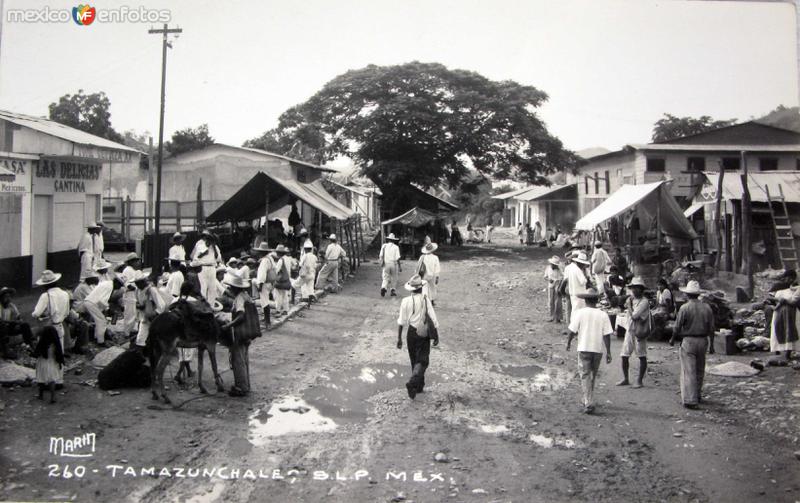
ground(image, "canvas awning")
xmin=207 ymin=172 xmax=355 ymax=222
xmin=684 ymin=202 xmax=704 ymax=217
xmin=702 ymin=172 xmax=800 ymax=203
xmin=515 ymin=183 xmax=576 ymax=202
xmin=381 ymin=207 xmax=440 ymax=228
xmin=0 ymin=165 xmax=16 ymax=182
xmin=575 ymin=181 xmax=697 ymax=240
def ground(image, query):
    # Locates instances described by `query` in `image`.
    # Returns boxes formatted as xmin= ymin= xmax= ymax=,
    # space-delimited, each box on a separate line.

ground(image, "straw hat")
xmin=35 ymin=270 xmax=62 ymax=286
xmin=303 ymin=239 xmax=314 ymax=249
xmin=548 ymin=256 xmax=561 ymax=266
xmin=252 ymin=242 xmax=273 ymax=254
xmin=386 ymin=233 xmax=399 ymax=241
xmin=680 ymin=280 xmax=704 ymax=295
xmin=87 ymin=222 xmax=101 ymax=230
xmin=216 ymin=265 xmax=227 ymax=274
xmin=0 ymin=286 xmax=16 ymax=297
xmin=329 ymin=234 xmax=337 ymax=241
xmin=275 ymin=244 xmax=289 ymax=254
xmin=226 ymin=257 xmax=240 ymax=268
xmin=421 ymin=242 xmax=438 ymax=254
xmin=223 ymin=271 xmax=251 ymax=289
xmin=124 ymin=252 xmax=140 ymax=263
xmin=404 ymin=274 xmax=427 ymax=291
xmin=298 ymin=228 xmax=308 ymax=236
xmin=628 ymin=276 xmax=647 ymax=289
xmin=93 ymin=259 xmax=112 ymax=271
xmin=128 ymin=270 xmax=147 ymax=286
xmin=171 ymin=231 xmax=185 ymax=242
xmin=575 ymin=288 xmax=602 ymax=299
xmin=239 ymin=251 xmax=251 ymax=260
xmin=572 ymin=252 xmax=590 ymax=265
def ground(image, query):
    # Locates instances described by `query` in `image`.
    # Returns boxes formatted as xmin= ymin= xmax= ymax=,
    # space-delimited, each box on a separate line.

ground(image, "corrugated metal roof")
xmin=637 ymin=144 xmax=800 ymax=153
xmin=0 ymin=110 xmax=141 ymax=153
xmin=702 ymin=171 xmax=800 ymax=203
xmin=514 ymin=183 xmax=576 ymax=202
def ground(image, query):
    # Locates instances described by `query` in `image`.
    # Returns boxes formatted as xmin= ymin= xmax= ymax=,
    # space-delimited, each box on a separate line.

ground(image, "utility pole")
xmin=148 ymin=24 xmax=182 ymax=236
xmin=740 ymin=151 xmax=753 ymax=297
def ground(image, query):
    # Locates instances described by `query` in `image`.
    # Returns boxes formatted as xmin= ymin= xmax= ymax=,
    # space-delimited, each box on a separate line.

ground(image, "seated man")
xmin=0 ymin=287 xmax=33 ymax=358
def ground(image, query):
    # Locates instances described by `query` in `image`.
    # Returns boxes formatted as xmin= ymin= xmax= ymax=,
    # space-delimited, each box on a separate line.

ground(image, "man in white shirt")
xmin=191 ymin=230 xmax=222 ymax=304
xmin=396 ymin=274 xmax=439 ymax=399
xmin=564 ymin=251 xmax=591 ymax=322
xmin=590 ymin=242 xmax=611 ymax=295
xmin=566 ymin=288 xmax=613 ymax=414
xmin=81 ymin=272 xmax=121 ymax=345
xmin=379 ymin=233 xmax=402 ymax=297
xmin=296 ymin=240 xmax=318 ymax=303
xmin=168 ymin=232 xmax=186 ymax=262
xmin=417 ymin=242 xmax=441 ymax=305
xmin=165 ymin=260 xmax=185 ymax=298
xmin=31 ymin=270 xmax=71 ymax=355
xmin=120 ymin=252 xmax=141 ymax=336
xmin=77 ymin=223 xmax=102 ymax=280
xmin=252 ymin=242 xmax=275 ymax=327
xmin=315 ymin=234 xmax=347 ymax=293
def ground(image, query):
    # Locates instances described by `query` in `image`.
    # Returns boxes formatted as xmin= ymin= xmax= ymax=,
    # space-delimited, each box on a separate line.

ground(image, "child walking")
xmin=34 ymin=326 xmax=64 ymax=403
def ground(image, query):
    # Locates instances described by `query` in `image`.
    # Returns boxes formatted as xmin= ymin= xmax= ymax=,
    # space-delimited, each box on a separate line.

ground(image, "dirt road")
xmin=1 ymin=237 xmax=798 ymax=502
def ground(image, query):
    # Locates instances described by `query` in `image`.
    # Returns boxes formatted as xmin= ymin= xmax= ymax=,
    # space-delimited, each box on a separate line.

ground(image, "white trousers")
xmin=299 ymin=276 xmax=315 ymax=299
xmin=381 ymin=262 xmax=398 ymax=291
xmin=122 ymin=291 xmax=137 ymax=335
xmin=274 ymin=288 xmax=290 ymax=313
xmin=198 ymin=265 xmax=218 ymax=304
xmin=570 ymin=295 xmax=586 ymax=323
xmin=135 ymin=319 xmax=150 ymax=347
xmin=316 ymin=262 xmax=339 ymax=290
xmin=83 ymin=301 xmax=107 ymax=343
xmin=258 ymin=283 xmax=274 ymax=309
xmin=423 ymin=277 xmax=438 ymax=301
xmin=79 ymin=252 xmax=94 ymax=281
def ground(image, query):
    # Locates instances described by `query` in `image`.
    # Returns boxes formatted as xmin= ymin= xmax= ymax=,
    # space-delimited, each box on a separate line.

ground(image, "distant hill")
xmin=576 ymin=147 xmax=611 ymax=159
xmin=757 ymin=105 xmax=800 ymax=133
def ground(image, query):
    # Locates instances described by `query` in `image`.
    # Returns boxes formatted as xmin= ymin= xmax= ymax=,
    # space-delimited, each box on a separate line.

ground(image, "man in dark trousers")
xmin=670 ymin=280 xmax=714 ymax=409
xmin=396 ymin=274 xmax=439 ymax=399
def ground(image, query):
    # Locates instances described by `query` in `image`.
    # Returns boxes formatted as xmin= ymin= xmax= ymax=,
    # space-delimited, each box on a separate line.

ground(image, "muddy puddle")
xmin=248 ymin=396 xmax=337 ymax=445
xmin=302 ymin=363 xmax=449 ymax=423
xmin=490 ymin=364 xmax=544 ymax=378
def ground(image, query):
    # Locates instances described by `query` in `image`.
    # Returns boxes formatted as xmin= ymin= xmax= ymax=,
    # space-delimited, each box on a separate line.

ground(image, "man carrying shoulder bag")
xmin=396 ymin=274 xmax=439 ymax=400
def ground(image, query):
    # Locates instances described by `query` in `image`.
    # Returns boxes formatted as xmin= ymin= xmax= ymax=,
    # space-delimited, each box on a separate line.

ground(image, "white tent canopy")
xmin=575 ymin=182 xmax=697 ymax=240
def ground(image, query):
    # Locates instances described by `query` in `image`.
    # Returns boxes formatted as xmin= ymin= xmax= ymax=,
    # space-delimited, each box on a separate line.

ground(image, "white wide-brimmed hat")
xmin=93 ymin=259 xmax=112 ymax=271
xmin=275 ymin=244 xmax=289 ymax=254
xmin=329 ymin=234 xmax=337 ymax=241
xmin=421 ymin=242 xmax=438 ymax=254
xmin=548 ymin=256 xmax=561 ymax=266
xmin=87 ymin=222 xmax=101 ymax=229
xmin=35 ymin=270 xmax=62 ymax=286
xmin=572 ymin=252 xmax=590 ymax=265
xmin=404 ymin=274 xmax=428 ymax=291
xmin=303 ymin=239 xmax=314 ymax=249
xmin=680 ymin=280 xmax=704 ymax=295
xmin=171 ymin=231 xmax=185 ymax=242
xmin=223 ymin=270 xmax=251 ymax=289
xmin=628 ymin=276 xmax=647 ymax=289
xmin=252 ymin=242 xmax=273 ymax=254
xmin=386 ymin=233 xmax=399 ymax=241
xmin=124 ymin=252 xmax=140 ymax=263
xmin=226 ymin=257 xmax=240 ymax=267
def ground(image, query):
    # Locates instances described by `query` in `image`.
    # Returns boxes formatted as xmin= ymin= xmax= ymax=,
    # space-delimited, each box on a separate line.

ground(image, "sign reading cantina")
xmin=34 ymin=157 xmax=102 ymax=194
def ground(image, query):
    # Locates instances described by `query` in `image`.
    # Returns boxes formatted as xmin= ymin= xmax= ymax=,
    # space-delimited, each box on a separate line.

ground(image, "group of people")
xmin=544 ymin=242 xmax=717 ymax=413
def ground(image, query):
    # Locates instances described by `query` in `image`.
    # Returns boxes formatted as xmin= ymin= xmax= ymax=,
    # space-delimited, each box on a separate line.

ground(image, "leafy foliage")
xmin=651 ymin=113 xmax=737 ymax=142
xmin=246 ymin=62 xmax=578 ymax=211
xmin=166 ymin=124 xmax=215 ymax=156
xmin=757 ymin=105 xmax=800 ymax=133
xmin=48 ymin=90 xmax=124 ymax=143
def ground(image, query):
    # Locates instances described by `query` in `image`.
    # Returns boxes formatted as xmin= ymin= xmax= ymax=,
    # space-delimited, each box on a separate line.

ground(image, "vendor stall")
xmin=381 ymin=207 xmax=447 ymax=257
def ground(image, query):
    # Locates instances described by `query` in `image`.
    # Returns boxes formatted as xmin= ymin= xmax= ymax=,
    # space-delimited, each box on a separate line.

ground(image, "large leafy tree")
xmin=48 ymin=90 xmax=124 ymax=143
xmin=758 ymin=105 xmax=800 ymax=133
xmin=243 ymin=106 xmax=327 ymax=164
xmin=652 ymin=113 xmax=737 ymax=142
xmin=246 ymin=62 xmax=577 ymax=211
xmin=166 ymin=124 xmax=215 ymax=156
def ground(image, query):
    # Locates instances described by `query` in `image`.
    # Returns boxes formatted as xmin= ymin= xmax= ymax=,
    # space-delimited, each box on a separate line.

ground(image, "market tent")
xmin=381 ymin=207 xmax=439 ymax=227
xmin=575 ymin=181 xmax=697 ymax=240
xmin=514 ymin=183 xmax=576 ymax=202
xmin=703 ymin=172 xmax=800 ymax=203
xmin=207 ymin=171 xmax=354 ymax=222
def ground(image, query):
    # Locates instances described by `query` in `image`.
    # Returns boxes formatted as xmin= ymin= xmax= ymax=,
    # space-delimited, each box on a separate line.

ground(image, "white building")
xmin=0 ymin=110 xmax=142 ymax=289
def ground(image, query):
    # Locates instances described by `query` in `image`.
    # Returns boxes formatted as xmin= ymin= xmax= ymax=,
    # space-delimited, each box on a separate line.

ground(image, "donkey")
xmin=147 ymin=299 xmax=225 ymax=404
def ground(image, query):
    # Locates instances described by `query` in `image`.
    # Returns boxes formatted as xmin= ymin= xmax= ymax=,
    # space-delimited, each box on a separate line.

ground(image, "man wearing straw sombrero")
xmin=379 ymin=233 xmax=402 ymax=297
xmin=417 ymin=242 xmax=441 ymax=305
xmin=316 ymin=234 xmax=347 ymax=293
xmin=544 ymin=256 xmax=563 ymax=323
xmin=253 ymin=242 xmax=276 ymax=327
xmin=31 ymin=270 xmax=71 ymax=360
xmin=618 ymin=277 xmax=651 ymax=388
xmin=396 ymin=274 xmax=440 ymax=399
xmin=670 ymin=280 xmax=714 ymax=409
xmin=78 ymin=222 xmax=103 ymax=281
xmin=168 ymin=232 xmax=187 ymax=263
xmin=566 ymin=288 xmax=613 ymax=414
xmin=564 ymin=251 xmax=591 ymax=323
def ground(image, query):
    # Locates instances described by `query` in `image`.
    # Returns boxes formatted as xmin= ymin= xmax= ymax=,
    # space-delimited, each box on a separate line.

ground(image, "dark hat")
xmin=0 ymin=286 xmax=16 ymax=297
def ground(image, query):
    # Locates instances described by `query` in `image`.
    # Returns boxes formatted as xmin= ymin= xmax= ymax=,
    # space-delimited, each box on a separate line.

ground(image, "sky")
xmin=0 ymin=0 xmax=797 ymax=163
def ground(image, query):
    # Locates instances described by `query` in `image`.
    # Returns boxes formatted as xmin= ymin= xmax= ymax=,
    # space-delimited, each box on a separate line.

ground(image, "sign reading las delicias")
xmin=34 ymin=157 xmax=102 ymax=194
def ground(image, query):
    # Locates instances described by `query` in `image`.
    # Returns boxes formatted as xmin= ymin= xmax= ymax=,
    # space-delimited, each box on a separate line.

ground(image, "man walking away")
xmin=297 ymin=240 xmax=318 ymax=303
xmin=396 ymin=274 xmax=439 ymax=399
xmin=273 ymin=245 xmax=292 ymax=316
xmin=544 ymin=256 xmax=563 ymax=323
xmin=252 ymin=243 xmax=275 ymax=327
xmin=316 ymin=234 xmax=347 ymax=293
xmin=670 ymin=280 xmax=714 ymax=409
xmin=119 ymin=253 xmax=141 ymax=337
xmin=380 ymin=233 xmax=402 ymax=297
xmin=418 ymin=242 xmax=440 ymax=305
xmin=565 ymin=251 xmax=591 ymax=322
xmin=618 ymin=277 xmax=651 ymax=388
xmin=566 ymin=288 xmax=612 ymax=414
xmin=591 ymin=242 xmax=610 ymax=295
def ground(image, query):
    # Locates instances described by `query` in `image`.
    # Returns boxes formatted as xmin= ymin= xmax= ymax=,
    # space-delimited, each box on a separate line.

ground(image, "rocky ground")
xmin=1 ymin=232 xmax=799 ymax=502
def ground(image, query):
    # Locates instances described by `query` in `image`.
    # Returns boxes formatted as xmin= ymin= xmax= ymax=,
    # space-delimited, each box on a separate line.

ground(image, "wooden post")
xmin=317 ymin=210 xmax=323 ymax=249
xmin=264 ymin=183 xmax=270 ymax=244
xmin=714 ymin=163 xmax=726 ymax=273
xmin=656 ymin=187 xmax=662 ymax=278
xmin=740 ymin=150 xmax=754 ymax=297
